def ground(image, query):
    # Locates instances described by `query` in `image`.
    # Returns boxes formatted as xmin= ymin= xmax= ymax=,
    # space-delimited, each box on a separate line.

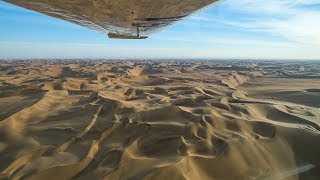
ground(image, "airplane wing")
xmin=3 ymin=0 xmax=218 ymax=39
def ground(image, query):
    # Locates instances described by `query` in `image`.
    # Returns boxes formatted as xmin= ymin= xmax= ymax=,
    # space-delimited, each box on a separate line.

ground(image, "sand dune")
xmin=0 ymin=60 xmax=319 ymax=180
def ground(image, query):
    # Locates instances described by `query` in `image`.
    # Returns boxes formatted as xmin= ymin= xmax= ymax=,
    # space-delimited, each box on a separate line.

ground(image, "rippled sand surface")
xmin=0 ymin=60 xmax=319 ymax=180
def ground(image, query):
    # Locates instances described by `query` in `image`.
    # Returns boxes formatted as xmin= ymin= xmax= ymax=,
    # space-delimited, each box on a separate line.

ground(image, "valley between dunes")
xmin=0 ymin=60 xmax=319 ymax=180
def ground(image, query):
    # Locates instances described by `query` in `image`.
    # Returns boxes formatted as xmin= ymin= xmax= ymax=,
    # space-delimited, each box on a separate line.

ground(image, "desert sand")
xmin=0 ymin=59 xmax=319 ymax=180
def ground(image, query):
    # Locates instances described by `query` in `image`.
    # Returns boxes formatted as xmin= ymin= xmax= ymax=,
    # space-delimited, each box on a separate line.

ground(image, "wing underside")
xmin=3 ymin=0 xmax=218 ymax=39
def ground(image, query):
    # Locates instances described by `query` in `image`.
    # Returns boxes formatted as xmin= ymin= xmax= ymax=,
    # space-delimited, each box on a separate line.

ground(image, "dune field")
xmin=0 ymin=60 xmax=319 ymax=180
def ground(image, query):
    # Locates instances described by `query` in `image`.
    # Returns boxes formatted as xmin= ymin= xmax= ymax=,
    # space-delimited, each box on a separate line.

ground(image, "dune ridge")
xmin=0 ymin=60 xmax=319 ymax=180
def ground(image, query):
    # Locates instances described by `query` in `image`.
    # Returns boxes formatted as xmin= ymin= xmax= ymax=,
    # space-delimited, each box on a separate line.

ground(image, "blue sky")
xmin=0 ymin=0 xmax=320 ymax=59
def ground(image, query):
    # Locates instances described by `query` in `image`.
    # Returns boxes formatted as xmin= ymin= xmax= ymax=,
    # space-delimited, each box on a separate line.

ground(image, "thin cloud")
xmin=192 ymin=0 xmax=320 ymax=45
